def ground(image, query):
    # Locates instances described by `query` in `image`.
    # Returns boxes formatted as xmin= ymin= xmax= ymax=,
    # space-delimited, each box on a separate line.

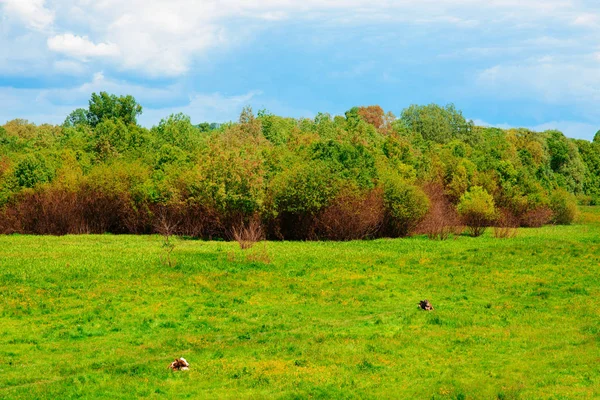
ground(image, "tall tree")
xmin=87 ymin=92 xmax=143 ymax=127
xmin=400 ymin=103 xmax=474 ymax=144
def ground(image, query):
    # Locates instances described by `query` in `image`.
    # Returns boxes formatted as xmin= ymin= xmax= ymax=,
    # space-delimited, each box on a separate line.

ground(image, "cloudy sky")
xmin=0 ymin=0 xmax=599 ymax=139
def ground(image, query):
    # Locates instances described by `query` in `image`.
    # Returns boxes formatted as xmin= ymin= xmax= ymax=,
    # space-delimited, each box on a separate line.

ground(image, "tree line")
xmin=0 ymin=92 xmax=598 ymax=239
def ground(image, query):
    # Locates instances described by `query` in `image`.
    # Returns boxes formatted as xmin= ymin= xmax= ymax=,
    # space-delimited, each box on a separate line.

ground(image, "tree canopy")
xmin=0 ymin=94 xmax=597 ymax=238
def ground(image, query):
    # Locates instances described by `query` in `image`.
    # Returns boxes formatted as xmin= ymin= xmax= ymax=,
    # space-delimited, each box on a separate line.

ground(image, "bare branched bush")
xmin=316 ymin=188 xmax=384 ymax=241
xmin=154 ymin=206 xmax=180 ymax=267
xmin=520 ymin=207 xmax=553 ymax=228
xmin=416 ymin=183 xmax=461 ymax=240
xmin=231 ymin=214 xmax=264 ymax=250
xmin=494 ymin=209 xmax=519 ymax=239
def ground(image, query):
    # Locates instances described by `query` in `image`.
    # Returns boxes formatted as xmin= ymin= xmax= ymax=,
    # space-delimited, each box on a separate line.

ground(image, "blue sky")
xmin=1 ymin=0 xmax=599 ymax=140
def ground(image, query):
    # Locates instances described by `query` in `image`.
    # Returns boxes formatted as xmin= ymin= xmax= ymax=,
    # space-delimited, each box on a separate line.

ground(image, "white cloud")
xmin=3 ymin=0 xmax=596 ymax=77
xmin=0 ymin=0 xmax=54 ymax=30
xmin=476 ymin=57 xmax=600 ymax=106
xmin=0 ymin=72 xmax=263 ymax=126
xmin=573 ymin=13 xmax=598 ymax=27
xmin=47 ymin=34 xmax=120 ymax=60
xmin=1 ymin=0 xmax=600 ymax=136
xmin=36 ymin=71 xmax=185 ymax=107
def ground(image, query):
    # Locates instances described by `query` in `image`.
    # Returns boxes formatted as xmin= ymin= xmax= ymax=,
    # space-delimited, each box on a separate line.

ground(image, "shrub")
xmin=520 ymin=207 xmax=553 ymax=228
xmin=493 ymin=209 xmax=519 ymax=239
xmin=192 ymin=131 xmax=267 ymax=220
xmin=383 ymin=175 xmax=429 ymax=236
xmin=154 ymin=205 xmax=180 ymax=267
xmin=231 ymin=214 xmax=265 ymax=249
xmin=549 ymin=189 xmax=578 ymax=225
xmin=416 ymin=183 xmax=461 ymax=240
xmin=316 ymin=187 xmax=384 ymax=240
xmin=267 ymin=161 xmax=337 ymax=239
xmin=457 ymin=186 xmax=498 ymax=237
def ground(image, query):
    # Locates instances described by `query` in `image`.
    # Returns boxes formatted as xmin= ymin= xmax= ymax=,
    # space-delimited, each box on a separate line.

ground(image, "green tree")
xmin=457 ymin=186 xmax=498 ymax=237
xmin=269 ymin=161 xmax=336 ymax=216
xmin=549 ymin=189 xmax=578 ymax=225
xmin=154 ymin=113 xmax=200 ymax=149
xmin=14 ymin=154 xmax=53 ymax=188
xmin=0 ymin=126 xmax=12 ymax=147
xmin=63 ymin=108 xmax=89 ymax=127
xmin=400 ymin=103 xmax=474 ymax=144
xmin=546 ymin=130 xmax=570 ymax=171
xmin=87 ymin=92 xmax=142 ymax=127
xmin=310 ymin=140 xmax=377 ymax=189
xmin=383 ymin=174 xmax=429 ymax=236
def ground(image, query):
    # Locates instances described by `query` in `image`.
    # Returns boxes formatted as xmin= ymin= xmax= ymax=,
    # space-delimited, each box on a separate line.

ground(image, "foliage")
xmin=549 ymin=189 xmax=579 ymax=225
xmin=268 ymin=160 xmax=336 ymax=216
xmin=316 ymin=187 xmax=384 ymax=240
xmin=382 ymin=174 xmax=429 ymax=236
xmin=457 ymin=186 xmax=498 ymax=237
xmin=0 ymin=93 xmax=599 ymax=239
xmin=400 ymin=103 xmax=474 ymax=144
xmin=87 ymin=92 xmax=143 ymax=127
xmin=14 ymin=154 xmax=54 ymax=188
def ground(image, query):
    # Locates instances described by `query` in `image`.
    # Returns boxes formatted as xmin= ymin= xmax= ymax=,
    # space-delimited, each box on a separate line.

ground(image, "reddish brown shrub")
xmin=494 ymin=209 xmax=519 ymax=239
xmin=178 ymin=204 xmax=221 ymax=238
xmin=0 ymin=186 xmax=144 ymax=235
xmin=77 ymin=189 xmax=131 ymax=234
xmin=316 ymin=188 xmax=384 ymax=241
xmin=270 ymin=213 xmax=319 ymax=241
xmin=520 ymin=207 xmax=553 ymax=228
xmin=11 ymin=189 xmax=87 ymax=235
xmin=0 ymin=207 xmax=21 ymax=234
xmin=416 ymin=183 xmax=462 ymax=240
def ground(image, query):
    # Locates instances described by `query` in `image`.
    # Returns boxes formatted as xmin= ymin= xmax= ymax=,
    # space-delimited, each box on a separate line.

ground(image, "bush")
xmin=316 ymin=187 xmax=384 ymax=240
xmin=520 ymin=207 xmax=554 ymax=228
xmin=493 ymin=209 xmax=519 ymax=239
xmin=383 ymin=175 xmax=429 ymax=236
xmin=231 ymin=214 xmax=265 ymax=249
xmin=416 ymin=183 xmax=461 ymax=240
xmin=457 ymin=186 xmax=498 ymax=237
xmin=269 ymin=161 xmax=337 ymax=216
xmin=549 ymin=189 xmax=578 ymax=225
xmin=267 ymin=161 xmax=338 ymax=239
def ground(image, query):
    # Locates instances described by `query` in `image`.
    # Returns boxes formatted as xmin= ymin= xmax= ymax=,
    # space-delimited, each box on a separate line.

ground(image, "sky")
xmin=0 ymin=0 xmax=599 ymax=140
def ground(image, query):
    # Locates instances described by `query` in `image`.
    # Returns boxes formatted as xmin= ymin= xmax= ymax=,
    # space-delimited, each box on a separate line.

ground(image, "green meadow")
xmin=1 ymin=209 xmax=599 ymax=399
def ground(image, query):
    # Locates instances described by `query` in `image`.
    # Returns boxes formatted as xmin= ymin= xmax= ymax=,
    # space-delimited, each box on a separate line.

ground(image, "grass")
xmin=0 ymin=208 xmax=599 ymax=399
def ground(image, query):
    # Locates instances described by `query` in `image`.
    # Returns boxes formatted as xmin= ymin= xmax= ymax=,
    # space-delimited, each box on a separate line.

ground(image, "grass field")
xmin=1 ymin=209 xmax=600 ymax=399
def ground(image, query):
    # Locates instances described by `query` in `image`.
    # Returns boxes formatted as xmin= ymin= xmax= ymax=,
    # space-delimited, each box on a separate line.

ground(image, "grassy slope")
xmin=0 ymin=209 xmax=599 ymax=399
